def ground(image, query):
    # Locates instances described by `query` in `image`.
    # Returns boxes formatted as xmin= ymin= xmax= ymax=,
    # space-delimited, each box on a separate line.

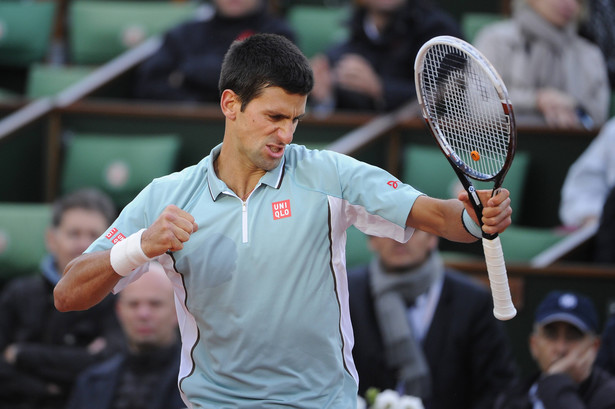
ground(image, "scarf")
xmin=514 ymin=4 xmax=584 ymax=103
xmin=369 ymin=251 xmax=444 ymax=399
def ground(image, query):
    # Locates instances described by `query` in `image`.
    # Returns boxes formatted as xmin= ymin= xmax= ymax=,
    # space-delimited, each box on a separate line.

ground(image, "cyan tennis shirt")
xmin=86 ymin=143 xmax=422 ymax=409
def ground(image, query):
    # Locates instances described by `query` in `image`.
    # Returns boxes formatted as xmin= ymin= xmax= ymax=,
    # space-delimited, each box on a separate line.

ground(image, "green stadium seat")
xmin=60 ymin=133 xmax=181 ymax=209
xmin=0 ymin=2 xmax=56 ymax=66
xmin=402 ymin=144 xmax=529 ymax=223
xmin=346 ymin=225 xmax=370 ymax=269
xmin=287 ymin=5 xmax=350 ymax=58
xmin=26 ymin=64 xmax=95 ymax=98
xmin=461 ymin=12 xmax=504 ymax=43
xmin=68 ymin=1 xmax=199 ymax=65
xmin=0 ymin=203 xmax=52 ymax=283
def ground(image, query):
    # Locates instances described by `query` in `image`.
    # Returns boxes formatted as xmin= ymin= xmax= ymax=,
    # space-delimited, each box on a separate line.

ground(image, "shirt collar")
xmin=206 ymin=143 xmax=286 ymax=201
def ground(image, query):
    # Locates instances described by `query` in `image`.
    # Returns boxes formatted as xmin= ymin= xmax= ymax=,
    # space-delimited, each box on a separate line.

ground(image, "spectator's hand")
xmin=3 ymin=344 xmax=18 ymax=365
xmin=310 ymin=54 xmax=334 ymax=104
xmin=87 ymin=337 xmax=107 ymax=355
xmin=142 ymin=205 xmax=198 ymax=257
xmin=546 ymin=337 xmax=597 ymax=383
xmin=458 ymin=188 xmax=512 ymax=235
xmin=536 ymin=88 xmax=579 ymax=128
xmin=334 ymin=54 xmax=383 ymax=101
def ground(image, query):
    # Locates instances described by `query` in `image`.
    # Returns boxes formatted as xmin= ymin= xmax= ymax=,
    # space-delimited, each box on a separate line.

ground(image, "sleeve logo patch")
xmin=112 ymin=233 xmax=126 ymax=244
xmin=272 ymin=200 xmax=292 ymax=220
xmin=387 ymin=180 xmax=399 ymax=189
xmin=105 ymin=227 xmax=118 ymax=240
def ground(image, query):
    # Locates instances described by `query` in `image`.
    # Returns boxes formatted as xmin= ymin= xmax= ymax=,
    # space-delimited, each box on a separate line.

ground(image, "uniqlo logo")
xmin=112 ymin=233 xmax=126 ymax=244
xmin=272 ymin=200 xmax=291 ymax=220
xmin=105 ymin=227 xmax=118 ymax=240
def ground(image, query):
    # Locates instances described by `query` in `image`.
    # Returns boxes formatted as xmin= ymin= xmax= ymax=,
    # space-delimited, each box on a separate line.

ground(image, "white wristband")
xmin=461 ymin=209 xmax=483 ymax=239
xmin=109 ymin=229 xmax=153 ymax=277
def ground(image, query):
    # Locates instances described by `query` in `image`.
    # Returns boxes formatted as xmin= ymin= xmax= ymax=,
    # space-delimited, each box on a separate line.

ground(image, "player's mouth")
xmin=266 ymin=144 xmax=286 ymax=158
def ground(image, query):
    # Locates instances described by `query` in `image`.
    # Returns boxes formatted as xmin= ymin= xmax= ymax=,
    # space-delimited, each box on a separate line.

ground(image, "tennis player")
xmin=54 ymin=33 xmax=512 ymax=408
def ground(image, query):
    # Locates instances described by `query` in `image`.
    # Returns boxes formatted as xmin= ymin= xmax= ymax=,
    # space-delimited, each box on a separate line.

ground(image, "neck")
xmin=215 ymin=146 xmax=266 ymax=201
xmin=367 ymin=10 xmax=392 ymax=33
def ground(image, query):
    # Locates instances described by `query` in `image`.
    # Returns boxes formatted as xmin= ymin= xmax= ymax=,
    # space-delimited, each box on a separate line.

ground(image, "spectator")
xmin=580 ymin=0 xmax=615 ymax=90
xmin=133 ymin=0 xmax=295 ymax=103
xmin=66 ymin=263 xmax=183 ymax=409
xmin=494 ymin=290 xmax=615 ymax=409
xmin=0 ymin=189 xmax=121 ymax=409
xmin=54 ymin=33 xmax=514 ymax=408
xmin=310 ymin=0 xmax=462 ymax=115
xmin=474 ymin=0 xmax=609 ymax=129
xmin=593 ymin=185 xmax=615 ymax=263
xmin=348 ymin=230 xmax=517 ymax=409
xmin=596 ymin=314 xmax=615 ymax=376
xmin=559 ymin=117 xmax=615 ymax=229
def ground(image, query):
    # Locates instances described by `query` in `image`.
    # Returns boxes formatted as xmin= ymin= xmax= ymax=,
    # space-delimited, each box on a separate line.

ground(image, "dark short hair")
xmin=52 ymin=188 xmax=116 ymax=227
xmin=218 ymin=33 xmax=314 ymax=111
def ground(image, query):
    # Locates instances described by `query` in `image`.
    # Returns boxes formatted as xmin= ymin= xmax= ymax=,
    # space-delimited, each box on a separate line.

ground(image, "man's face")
xmin=46 ymin=208 xmax=109 ymax=273
xmin=363 ymin=0 xmax=406 ymax=13
xmin=529 ymin=321 xmax=592 ymax=372
xmin=116 ymin=270 xmax=178 ymax=351
xmin=223 ymin=86 xmax=307 ymax=173
xmin=368 ymin=230 xmax=437 ymax=271
xmin=528 ymin=0 xmax=581 ymax=28
xmin=215 ymin=0 xmax=260 ymax=18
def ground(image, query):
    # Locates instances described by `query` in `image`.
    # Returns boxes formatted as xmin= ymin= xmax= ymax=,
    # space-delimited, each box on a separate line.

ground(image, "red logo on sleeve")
xmin=105 ymin=227 xmax=118 ymax=240
xmin=112 ymin=233 xmax=126 ymax=244
xmin=272 ymin=200 xmax=292 ymax=220
xmin=387 ymin=180 xmax=399 ymax=189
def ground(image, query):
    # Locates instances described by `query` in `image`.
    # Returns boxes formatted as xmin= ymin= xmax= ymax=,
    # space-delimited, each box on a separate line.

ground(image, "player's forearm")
xmin=54 ymin=250 xmax=121 ymax=312
xmin=407 ymin=196 xmax=478 ymax=243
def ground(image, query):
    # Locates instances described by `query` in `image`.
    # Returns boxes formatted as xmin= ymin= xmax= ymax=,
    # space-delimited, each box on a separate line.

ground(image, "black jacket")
xmin=494 ymin=368 xmax=615 ymax=409
xmin=324 ymin=1 xmax=462 ymax=112
xmin=66 ymin=342 xmax=184 ymax=409
xmin=133 ymin=6 xmax=295 ymax=103
xmin=348 ymin=266 xmax=516 ymax=409
xmin=0 ymin=259 xmax=121 ymax=409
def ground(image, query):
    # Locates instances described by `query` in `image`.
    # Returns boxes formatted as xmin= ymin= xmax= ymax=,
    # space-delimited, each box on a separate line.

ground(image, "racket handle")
xmin=482 ymin=236 xmax=517 ymax=321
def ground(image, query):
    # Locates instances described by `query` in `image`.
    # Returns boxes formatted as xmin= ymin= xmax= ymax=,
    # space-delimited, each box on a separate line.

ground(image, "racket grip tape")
xmin=482 ymin=236 xmax=517 ymax=321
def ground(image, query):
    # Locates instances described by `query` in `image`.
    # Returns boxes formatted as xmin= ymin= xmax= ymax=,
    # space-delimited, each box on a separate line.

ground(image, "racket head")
xmin=414 ymin=35 xmax=516 ymax=187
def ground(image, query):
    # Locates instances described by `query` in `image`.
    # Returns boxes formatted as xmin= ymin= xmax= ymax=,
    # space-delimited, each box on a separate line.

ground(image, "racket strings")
xmin=421 ymin=44 xmax=510 ymax=179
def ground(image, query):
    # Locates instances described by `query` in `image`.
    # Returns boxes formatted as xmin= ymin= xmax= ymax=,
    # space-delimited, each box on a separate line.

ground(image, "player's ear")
xmin=220 ymin=89 xmax=239 ymax=120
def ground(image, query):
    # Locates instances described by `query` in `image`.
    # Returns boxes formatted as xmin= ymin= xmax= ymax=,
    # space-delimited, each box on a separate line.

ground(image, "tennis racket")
xmin=414 ymin=35 xmax=517 ymax=321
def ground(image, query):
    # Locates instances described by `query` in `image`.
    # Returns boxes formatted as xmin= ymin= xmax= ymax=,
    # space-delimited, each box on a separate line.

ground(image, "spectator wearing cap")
xmin=494 ymin=290 xmax=615 ymax=409
xmin=596 ymin=314 xmax=615 ymax=376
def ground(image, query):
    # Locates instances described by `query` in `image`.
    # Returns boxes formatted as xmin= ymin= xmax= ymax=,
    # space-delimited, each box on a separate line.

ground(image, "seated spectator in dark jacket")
xmin=348 ymin=230 xmax=516 ymax=409
xmin=133 ymin=0 xmax=295 ymax=103
xmin=596 ymin=314 xmax=615 ymax=376
xmin=494 ymin=290 xmax=615 ymax=409
xmin=0 ymin=189 xmax=121 ymax=409
xmin=67 ymin=263 xmax=183 ymax=409
xmin=310 ymin=0 xmax=462 ymax=114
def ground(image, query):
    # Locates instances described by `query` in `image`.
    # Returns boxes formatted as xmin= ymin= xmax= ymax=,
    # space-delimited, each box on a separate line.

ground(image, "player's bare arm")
xmin=54 ymin=205 xmax=197 ymax=312
xmin=406 ymin=188 xmax=512 ymax=243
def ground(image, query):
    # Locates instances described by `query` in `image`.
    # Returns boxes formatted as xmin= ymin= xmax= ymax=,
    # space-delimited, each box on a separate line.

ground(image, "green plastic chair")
xmin=346 ymin=225 xmax=371 ymax=269
xmin=403 ymin=144 xmax=529 ymax=224
xmin=68 ymin=1 xmax=199 ymax=65
xmin=0 ymin=2 xmax=56 ymax=66
xmin=287 ymin=5 xmax=350 ymax=58
xmin=498 ymin=225 xmax=566 ymax=263
xmin=26 ymin=64 xmax=95 ymax=98
xmin=61 ymin=133 xmax=181 ymax=208
xmin=0 ymin=203 xmax=52 ymax=282
xmin=461 ymin=12 xmax=505 ymax=43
